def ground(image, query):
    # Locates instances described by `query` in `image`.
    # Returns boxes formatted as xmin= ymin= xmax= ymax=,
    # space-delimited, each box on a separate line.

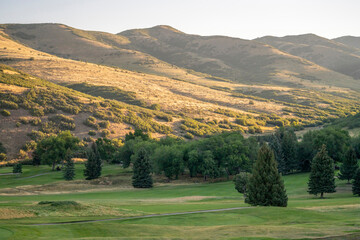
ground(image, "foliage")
xmin=84 ymin=143 xmax=102 ymax=180
xmin=352 ymin=168 xmax=360 ymax=196
xmin=34 ymin=131 xmax=79 ymax=170
xmin=0 ymin=153 xmax=7 ymax=161
xmin=63 ymin=150 xmax=75 ymax=181
xmin=132 ymin=147 xmax=153 ymax=188
xmin=234 ymin=172 xmax=251 ymax=196
xmin=84 ymin=116 xmax=99 ymax=129
xmin=0 ymin=109 xmax=11 ymax=116
xmin=338 ymin=148 xmax=359 ymax=183
xmin=308 ymin=145 xmax=336 ymax=198
xmin=12 ymin=163 xmax=22 ymax=173
xmin=152 ymin=145 xmax=184 ymax=180
xmin=246 ymin=144 xmax=288 ymax=207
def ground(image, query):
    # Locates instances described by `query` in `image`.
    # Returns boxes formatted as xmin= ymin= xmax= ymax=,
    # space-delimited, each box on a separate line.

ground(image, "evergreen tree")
xmin=269 ymin=134 xmax=285 ymax=174
xmin=12 ymin=163 xmax=22 ymax=174
xmin=308 ymin=145 xmax=336 ymax=198
xmin=352 ymin=168 xmax=360 ymax=196
xmin=63 ymin=149 xmax=75 ymax=181
xmin=246 ymin=144 xmax=288 ymax=207
xmin=132 ymin=147 xmax=153 ymax=188
xmin=338 ymin=148 xmax=359 ymax=183
xmin=84 ymin=143 xmax=102 ymax=180
xmin=281 ymin=131 xmax=298 ymax=173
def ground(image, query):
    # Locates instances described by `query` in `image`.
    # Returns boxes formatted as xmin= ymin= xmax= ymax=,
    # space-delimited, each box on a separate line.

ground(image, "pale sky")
xmin=0 ymin=0 xmax=359 ymax=39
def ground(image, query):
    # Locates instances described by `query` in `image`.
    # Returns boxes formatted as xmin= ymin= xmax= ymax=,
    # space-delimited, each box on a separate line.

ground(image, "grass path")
xmin=32 ymin=207 xmax=252 ymax=226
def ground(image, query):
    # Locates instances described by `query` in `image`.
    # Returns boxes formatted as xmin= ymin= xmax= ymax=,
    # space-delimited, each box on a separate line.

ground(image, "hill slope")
xmin=257 ymin=34 xmax=360 ymax=79
xmin=118 ymin=25 xmax=359 ymax=89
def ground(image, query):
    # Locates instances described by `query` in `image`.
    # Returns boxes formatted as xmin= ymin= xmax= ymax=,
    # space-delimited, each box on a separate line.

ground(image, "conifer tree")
xmin=132 ymin=147 xmax=153 ymax=188
xmin=84 ymin=143 xmax=102 ymax=180
xmin=352 ymin=168 xmax=360 ymax=196
xmin=339 ymin=148 xmax=359 ymax=183
xmin=246 ymin=144 xmax=288 ymax=207
xmin=269 ymin=134 xmax=285 ymax=174
xmin=308 ymin=145 xmax=336 ymax=198
xmin=63 ymin=149 xmax=75 ymax=181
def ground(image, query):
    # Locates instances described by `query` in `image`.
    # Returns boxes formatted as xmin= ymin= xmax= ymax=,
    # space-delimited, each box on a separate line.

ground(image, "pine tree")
xmin=132 ymin=147 xmax=153 ymax=188
xmin=269 ymin=134 xmax=285 ymax=174
xmin=339 ymin=148 xmax=359 ymax=183
xmin=281 ymin=131 xmax=298 ymax=173
xmin=12 ymin=163 xmax=22 ymax=174
xmin=352 ymin=168 xmax=360 ymax=196
xmin=84 ymin=143 xmax=102 ymax=180
xmin=308 ymin=145 xmax=336 ymax=198
xmin=63 ymin=149 xmax=75 ymax=181
xmin=246 ymin=144 xmax=288 ymax=207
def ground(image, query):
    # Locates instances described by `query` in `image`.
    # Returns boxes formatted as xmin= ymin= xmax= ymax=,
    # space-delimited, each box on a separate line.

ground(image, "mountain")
xmin=257 ymin=34 xmax=360 ymax=79
xmin=333 ymin=36 xmax=360 ymax=52
xmin=2 ymin=23 xmax=359 ymax=90
xmin=118 ymin=25 xmax=359 ymax=89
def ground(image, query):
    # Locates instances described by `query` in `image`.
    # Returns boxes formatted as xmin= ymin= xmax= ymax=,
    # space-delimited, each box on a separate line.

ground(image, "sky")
xmin=0 ymin=0 xmax=359 ymax=39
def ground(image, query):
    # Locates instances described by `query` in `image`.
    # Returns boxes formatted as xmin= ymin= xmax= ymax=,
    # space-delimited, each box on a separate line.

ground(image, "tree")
xmin=246 ymin=144 xmax=288 ymax=207
xmin=234 ymin=172 xmax=251 ymax=198
xmin=84 ymin=143 xmax=102 ymax=180
xmin=12 ymin=163 xmax=22 ymax=174
xmin=339 ymin=148 xmax=359 ymax=183
xmin=268 ymin=134 xmax=285 ymax=174
xmin=152 ymin=145 xmax=183 ymax=180
xmin=132 ymin=147 xmax=153 ymax=188
xmin=281 ymin=130 xmax=298 ymax=173
xmin=308 ymin=145 xmax=336 ymax=198
xmin=34 ymin=131 xmax=79 ymax=170
xmin=352 ymin=168 xmax=360 ymax=196
xmin=63 ymin=149 xmax=75 ymax=181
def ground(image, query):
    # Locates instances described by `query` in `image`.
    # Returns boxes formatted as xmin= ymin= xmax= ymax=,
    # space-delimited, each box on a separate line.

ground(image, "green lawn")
xmin=0 ymin=165 xmax=359 ymax=239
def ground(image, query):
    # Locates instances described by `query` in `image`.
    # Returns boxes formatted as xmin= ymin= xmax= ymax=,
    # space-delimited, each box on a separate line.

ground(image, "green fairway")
xmin=0 ymin=166 xmax=359 ymax=239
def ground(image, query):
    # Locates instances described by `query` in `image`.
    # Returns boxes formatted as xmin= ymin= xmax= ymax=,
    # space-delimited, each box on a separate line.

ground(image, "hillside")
xmin=333 ymin=36 xmax=360 ymax=52
xmin=2 ymin=23 xmax=359 ymax=90
xmin=1 ymin=24 xmax=360 ymax=159
xmin=118 ymin=25 xmax=359 ymax=89
xmin=257 ymin=34 xmax=360 ymax=79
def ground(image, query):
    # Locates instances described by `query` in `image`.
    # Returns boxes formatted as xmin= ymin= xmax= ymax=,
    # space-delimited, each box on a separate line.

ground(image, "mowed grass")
xmin=0 ymin=165 xmax=359 ymax=240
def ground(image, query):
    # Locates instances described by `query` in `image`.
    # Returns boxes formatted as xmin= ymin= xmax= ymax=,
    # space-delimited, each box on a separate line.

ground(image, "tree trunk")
xmin=52 ymin=162 xmax=56 ymax=171
xmin=320 ymin=192 xmax=324 ymax=198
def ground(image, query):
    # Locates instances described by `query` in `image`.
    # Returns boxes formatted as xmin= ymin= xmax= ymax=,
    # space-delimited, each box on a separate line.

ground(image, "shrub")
xmin=0 ymin=100 xmax=18 ymax=109
xmin=13 ymin=163 xmax=22 ymax=174
xmin=0 ymin=153 xmax=7 ymax=161
xmin=84 ymin=116 xmax=99 ymax=129
xmin=0 ymin=110 xmax=11 ymax=116
xmin=88 ymin=130 xmax=96 ymax=136
xmin=101 ymin=129 xmax=111 ymax=138
xmin=185 ymin=132 xmax=194 ymax=139
xmin=98 ymin=120 xmax=110 ymax=129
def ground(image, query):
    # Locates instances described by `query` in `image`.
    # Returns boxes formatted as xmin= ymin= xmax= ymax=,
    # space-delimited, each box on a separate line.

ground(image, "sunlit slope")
xmin=258 ymin=34 xmax=360 ymax=79
xmin=1 ymin=27 xmax=359 ymax=135
xmin=0 ymin=23 xmax=223 ymax=83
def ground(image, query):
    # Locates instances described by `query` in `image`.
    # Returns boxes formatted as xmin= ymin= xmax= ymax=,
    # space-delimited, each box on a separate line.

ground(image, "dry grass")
xmin=0 ymin=208 xmax=34 ymax=219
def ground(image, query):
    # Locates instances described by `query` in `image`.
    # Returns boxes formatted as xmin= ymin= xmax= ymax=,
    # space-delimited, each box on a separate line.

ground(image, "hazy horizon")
xmin=1 ymin=0 xmax=360 ymax=39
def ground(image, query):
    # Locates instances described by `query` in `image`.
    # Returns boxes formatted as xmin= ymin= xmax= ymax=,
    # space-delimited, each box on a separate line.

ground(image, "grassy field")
xmin=0 ymin=165 xmax=359 ymax=239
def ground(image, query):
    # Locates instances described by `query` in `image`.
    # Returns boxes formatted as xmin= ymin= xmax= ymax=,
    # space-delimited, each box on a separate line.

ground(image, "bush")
xmin=101 ymin=129 xmax=111 ymax=138
xmin=184 ymin=132 xmax=194 ymax=139
xmin=98 ymin=120 xmax=110 ymax=129
xmin=0 ymin=153 xmax=7 ymax=161
xmin=0 ymin=110 xmax=10 ymax=116
xmin=84 ymin=116 xmax=99 ymax=129
xmin=88 ymin=130 xmax=96 ymax=136
xmin=13 ymin=163 xmax=22 ymax=173
xmin=0 ymin=100 xmax=18 ymax=109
